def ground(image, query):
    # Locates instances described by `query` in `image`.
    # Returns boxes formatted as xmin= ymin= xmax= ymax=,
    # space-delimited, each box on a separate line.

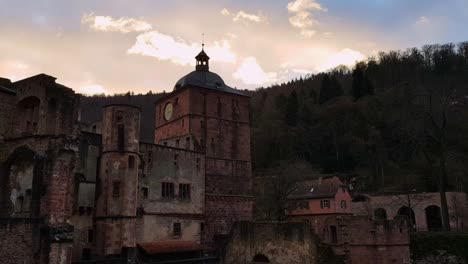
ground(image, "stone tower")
xmin=95 ymin=104 xmax=141 ymax=257
xmin=154 ymin=48 xmax=253 ymax=247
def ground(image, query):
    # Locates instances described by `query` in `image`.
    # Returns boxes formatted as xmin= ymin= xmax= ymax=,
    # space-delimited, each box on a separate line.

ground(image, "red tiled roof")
xmin=138 ymin=241 xmax=204 ymax=254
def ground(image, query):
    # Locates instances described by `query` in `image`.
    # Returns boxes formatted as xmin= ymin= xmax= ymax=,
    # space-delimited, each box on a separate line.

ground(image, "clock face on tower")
xmin=164 ymin=102 xmax=173 ymax=121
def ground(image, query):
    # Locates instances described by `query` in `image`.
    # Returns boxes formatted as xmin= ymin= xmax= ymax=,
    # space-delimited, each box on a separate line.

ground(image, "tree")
xmin=319 ymin=75 xmax=343 ymax=104
xmin=352 ymin=62 xmax=374 ymax=101
xmin=285 ymin=91 xmax=299 ymax=126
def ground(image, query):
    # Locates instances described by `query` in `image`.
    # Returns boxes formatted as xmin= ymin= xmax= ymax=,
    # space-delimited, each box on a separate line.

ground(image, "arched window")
xmin=374 ymin=208 xmax=388 ymax=220
xmin=396 ymin=206 xmax=416 ymax=229
xmin=425 ymin=205 xmax=442 ymax=231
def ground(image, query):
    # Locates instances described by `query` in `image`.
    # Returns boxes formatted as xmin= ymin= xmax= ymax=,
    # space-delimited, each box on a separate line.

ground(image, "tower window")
xmin=173 ymin=222 xmax=181 ymax=237
xmin=176 ymin=140 xmax=180 ymax=148
xmin=341 ymin=200 xmax=347 ymax=209
xmin=186 ymin=137 xmax=190 ymax=149
xmin=179 ymin=184 xmax=191 ymax=200
xmin=175 ymin=97 xmax=179 ymax=105
xmin=161 ymin=182 xmax=175 ymax=198
xmin=174 ymin=154 xmax=178 ymax=166
xmin=128 ymin=155 xmax=135 ymax=169
xmin=116 ymin=111 xmax=124 ymax=122
xmin=147 ymin=151 xmax=153 ymax=164
xmin=117 ymin=124 xmax=125 ymax=152
xmin=113 ymin=181 xmax=120 ymax=197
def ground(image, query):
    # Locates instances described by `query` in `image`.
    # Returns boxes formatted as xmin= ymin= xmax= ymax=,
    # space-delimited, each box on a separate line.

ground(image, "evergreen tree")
xmin=352 ymin=63 xmax=374 ymax=100
xmin=285 ymin=91 xmax=299 ymax=126
xmin=319 ymin=74 xmax=343 ymax=104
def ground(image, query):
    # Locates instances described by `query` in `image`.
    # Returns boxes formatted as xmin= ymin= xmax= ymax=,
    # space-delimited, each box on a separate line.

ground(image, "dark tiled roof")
xmin=174 ymin=70 xmax=247 ymax=96
xmin=289 ymin=176 xmax=346 ymax=199
xmin=138 ymin=241 xmax=204 ymax=254
xmin=0 ymin=85 xmax=15 ymax=94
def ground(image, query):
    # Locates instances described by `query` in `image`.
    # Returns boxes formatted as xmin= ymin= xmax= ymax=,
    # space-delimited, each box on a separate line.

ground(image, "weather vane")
xmin=202 ymin=33 xmax=205 ymax=50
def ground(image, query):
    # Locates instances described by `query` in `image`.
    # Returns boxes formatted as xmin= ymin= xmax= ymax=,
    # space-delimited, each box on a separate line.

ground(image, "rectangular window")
xmin=88 ymin=229 xmax=94 ymax=243
xmin=147 ymin=151 xmax=153 ymax=164
xmin=179 ymin=184 xmax=191 ymax=200
xmin=341 ymin=200 xmax=347 ymax=209
xmin=174 ymin=154 xmax=178 ymax=166
xmin=330 ymin=225 xmax=338 ymax=243
xmin=142 ymin=187 xmax=149 ymax=199
xmin=113 ymin=181 xmax=120 ymax=197
xmin=176 ymin=139 xmax=180 ymax=148
xmin=173 ymin=222 xmax=181 ymax=237
xmin=320 ymin=200 xmax=330 ymax=209
xmin=161 ymin=182 xmax=174 ymax=198
xmin=196 ymin=158 xmax=200 ymax=170
xmin=117 ymin=124 xmax=124 ymax=151
xmin=128 ymin=155 xmax=135 ymax=169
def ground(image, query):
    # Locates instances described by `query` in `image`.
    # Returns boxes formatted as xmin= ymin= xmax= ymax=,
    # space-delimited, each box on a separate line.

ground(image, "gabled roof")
xmin=289 ymin=176 xmax=346 ymax=199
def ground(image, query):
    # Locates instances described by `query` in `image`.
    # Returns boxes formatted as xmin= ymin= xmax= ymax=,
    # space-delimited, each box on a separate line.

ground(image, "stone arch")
xmin=425 ymin=205 xmax=442 ymax=231
xmin=252 ymin=254 xmax=270 ymax=263
xmin=396 ymin=206 xmax=416 ymax=228
xmin=0 ymin=146 xmax=44 ymax=218
xmin=374 ymin=208 xmax=388 ymax=220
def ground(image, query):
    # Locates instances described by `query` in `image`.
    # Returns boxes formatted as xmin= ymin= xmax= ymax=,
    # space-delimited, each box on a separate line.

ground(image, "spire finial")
xmin=202 ymin=33 xmax=205 ymax=50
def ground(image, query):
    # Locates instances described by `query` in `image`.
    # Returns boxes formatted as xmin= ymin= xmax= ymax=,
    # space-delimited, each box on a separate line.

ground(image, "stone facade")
xmin=224 ymin=221 xmax=318 ymax=264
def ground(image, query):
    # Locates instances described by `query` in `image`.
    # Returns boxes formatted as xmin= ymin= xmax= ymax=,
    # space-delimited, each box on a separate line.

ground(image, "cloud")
xmin=79 ymin=84 xmax=108 ymax=95
xmin=233 ymin=57 xmax=277 ymax=85
xmin=221 ymin=8 xmax=267 ymax=24
xmin=287 ymin=0 xmax=327 ymax=38
xmin=416 ymin=16 xmax=430 ymax=26
xmin=316 ymin=48 xmax=365 ymax=72
xmin=127 ymin=31 xmax=236 ymax=66
xmin=81 ymin=13 xmax=152 ymax=33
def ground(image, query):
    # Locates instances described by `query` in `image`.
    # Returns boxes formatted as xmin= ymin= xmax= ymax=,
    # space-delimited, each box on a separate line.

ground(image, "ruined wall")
xmin=224 ymin=221 xmax=318 ymax=264
xmin=0 ymin=220 xmax=35 ymax=264
xmin=137 ymin=215 xmax=202 ymax=243
xmin=0 ymin=89 xmax=16 ymax=138
xmin=351 ymin=192 xmax=468 ymax=231
xmin=324 ymin=216 xmax=410 ymax=264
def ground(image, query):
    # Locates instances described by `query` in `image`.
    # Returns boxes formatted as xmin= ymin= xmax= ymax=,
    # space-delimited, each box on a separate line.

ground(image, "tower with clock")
xmin=154 ymin=47 xmax=253 ymax=247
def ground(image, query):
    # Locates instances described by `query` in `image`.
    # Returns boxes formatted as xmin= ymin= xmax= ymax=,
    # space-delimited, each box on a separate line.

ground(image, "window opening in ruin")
xmin=162 ymin=182 xmax=175 ymax=198
xmin=173 ymin=222 xmax=181 ymax=237
xmin=330 ymin=225 xmax=338 ymax=243
xmin=341 ymin=200 xmax=347 ymax=209
xmin=147 ymin=151 xmax=153 ymax=163
xmin=320 ymin=199 xmax=330 ymax=209
xmin=200 ymin=222 xmax=205 ymax=232
xmin=174 ymin=154 xmax=178 ymax=166
xmin=113 ymin=181 xmax=121 ymax=197
xmin=425 ymin=205 xmax=442 ymax=231
xmin=116 ymin=111 xmax=124 ymax=122
xmin=117 ymin=124 xmax=125 ymax=152
xmin=252 ymin=254 xmax=270 ymax=263
xmin=186 ymin=137 xmax=190 ymax=149
xmin=175 ymin=97 xmax=179 ymax=105
xmin=128 ymin=155 xmax=135 ymax=169
xmin=196 ymin=158 xmax=200 ymax=170
xmin=179 ymin=184 xmax=191 ymax=200
xmin=176 ymin=139 xmax=180 ymax=148
xmin=142 ymin=187 xmax=149 ymax=199
xmin=88 ymin=229 xmax=94 ymax=243
xmin=374 ymin=208 xmax=388 ymax=220
xmin=92 ymin=125 xmax=97 ymax=133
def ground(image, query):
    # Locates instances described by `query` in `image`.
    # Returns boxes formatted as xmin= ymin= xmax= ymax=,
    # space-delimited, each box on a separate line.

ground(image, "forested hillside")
xmin=251 ymin=42 xmax=468 ymax=193
xmin=81 ymin=41 xmax=468 ymax=194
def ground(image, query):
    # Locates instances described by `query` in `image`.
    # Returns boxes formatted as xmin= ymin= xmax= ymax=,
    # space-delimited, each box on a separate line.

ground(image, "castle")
xmin=0 ymin=48 xmax=253 ymax=263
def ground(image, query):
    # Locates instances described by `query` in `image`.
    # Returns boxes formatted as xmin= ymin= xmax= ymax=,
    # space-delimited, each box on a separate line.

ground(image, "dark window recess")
xmin=82 ymin=248 xmax=91 ymax=260
xmin=161 ymin=182 xmax=175 ymax=198
xmin=174 ymin=154 xmax=178 ymax=166
xmin=113 ymin=182 xmax=120 ymax=197
xmin=176 ymin=139 xmax=180 ymax=148
xmin=88 ymin=229 xmax=94 ymax=243
xmin=116 ymin=111 xmax=123 ymax=122
xmin=117 ymin=124 xmax=125 ymax=151
xmin=179 ymin=184 xmax=191 ymax=200
xmin=175 ymin=97 xmax=179 ymax=105
xmin=128 ymin=155 xmax=135 ymax=169
xmin=341 ymin=200 xmax=347 ymax=209
xmin=142 ymin=187 xmax=149 ymax=198
xmin=320 ymin=200 xmax=330 ymax=209
xmin=78 ymin=206 xmax=85 ymax=215
xmin=330 ymin=225 xmax=338 ymax=243
xmin=200 ymin=222 xmax=205 ymax=232
xmin=196 ymin=158 xmax=200 ymax=170
xmin=147 ymin=151 xmax=153 ymax=163
xmin=173 ymin=222 xmax=181 ymax=237
xmin=186 ymin=137 xmax=190 ymax=149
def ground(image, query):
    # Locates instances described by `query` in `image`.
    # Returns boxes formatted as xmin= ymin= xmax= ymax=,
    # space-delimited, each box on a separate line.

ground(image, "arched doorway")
xmin=374 ymin=208 xmax=388 ymax=220
xmin=425 ymin=205 xmax=442 ymax=231
xmin=397 ymin=206 xmax=416 ymax=229
xmin=252 ymin=254 xmax=270 ymax=263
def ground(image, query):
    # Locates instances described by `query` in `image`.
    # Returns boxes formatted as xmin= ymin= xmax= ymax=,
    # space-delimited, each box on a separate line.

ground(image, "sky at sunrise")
xmin=1 ymin=0 xmax=468 ymax=95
